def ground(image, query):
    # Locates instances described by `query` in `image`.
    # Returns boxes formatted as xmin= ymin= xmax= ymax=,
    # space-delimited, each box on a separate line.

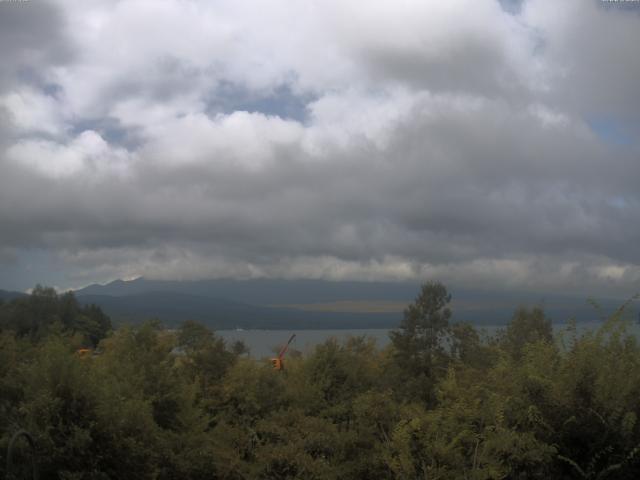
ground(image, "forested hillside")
xmin=2 ymin=283 xmax=640 ymax=479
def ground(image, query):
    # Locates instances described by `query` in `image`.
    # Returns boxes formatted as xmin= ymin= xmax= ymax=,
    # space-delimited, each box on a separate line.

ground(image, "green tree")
xmin=389 ymin=281 xmax=452 ymax=404
xmin=177 ymin=320 xmax=238 ymax=402
xmin=0 ymin=286 xmax=111 ymax=346
xmin=499 ymin=306 xmax=552 ymax=359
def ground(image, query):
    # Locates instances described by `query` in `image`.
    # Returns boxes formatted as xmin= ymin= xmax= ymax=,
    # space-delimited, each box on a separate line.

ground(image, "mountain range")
xmin=72 ymin=278 xmax=635 ymax=330
xmin=3 ymin=279 xmax=635 ymax=330
xmin=0 ymin=289 xmax=27 ymax=302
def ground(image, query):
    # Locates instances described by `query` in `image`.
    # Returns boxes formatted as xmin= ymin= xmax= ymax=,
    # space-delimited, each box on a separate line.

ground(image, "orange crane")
xmin=270 ymin=334 xmax=296 ymax=371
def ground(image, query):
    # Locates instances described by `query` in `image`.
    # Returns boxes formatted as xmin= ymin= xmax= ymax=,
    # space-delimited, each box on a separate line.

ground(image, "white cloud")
xmin=138 ymin=111 xmax=304 ymax=170
xmin=6 ymin=130 xmax=132 ymax=178
xmin=0 ymin=87 xmax=69 ymax=137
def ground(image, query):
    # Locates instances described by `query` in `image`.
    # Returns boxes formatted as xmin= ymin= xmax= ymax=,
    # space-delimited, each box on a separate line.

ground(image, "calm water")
xmin=218 ymin=321 xmax=640 ymax=358
xmin=217 ymin=329 xmax=392 ymax=358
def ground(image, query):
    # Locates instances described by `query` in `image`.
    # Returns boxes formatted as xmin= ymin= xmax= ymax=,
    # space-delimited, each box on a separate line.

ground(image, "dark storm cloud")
xmin=0 ymin=0 xmax=639 ymax=294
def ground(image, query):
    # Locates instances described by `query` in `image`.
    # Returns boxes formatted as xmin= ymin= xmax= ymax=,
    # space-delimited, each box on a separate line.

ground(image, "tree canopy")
xmin=1 ymin=283 xmax=640 ymax=479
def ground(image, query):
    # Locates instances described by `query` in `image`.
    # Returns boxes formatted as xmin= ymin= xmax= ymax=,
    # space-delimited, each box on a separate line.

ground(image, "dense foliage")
xmin=2 ymin=283 xmax=640 ymax=479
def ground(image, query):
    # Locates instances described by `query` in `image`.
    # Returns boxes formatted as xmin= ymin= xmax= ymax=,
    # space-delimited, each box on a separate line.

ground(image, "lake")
xmin=217 ymin=328 xmax=392 ymax=358
xmin=218 ymin=321 xmax=640 ymax=358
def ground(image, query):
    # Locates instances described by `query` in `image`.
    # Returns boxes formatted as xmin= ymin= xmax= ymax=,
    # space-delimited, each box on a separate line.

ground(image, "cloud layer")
xmin=1 ymin=0 xmax=639 ymax=294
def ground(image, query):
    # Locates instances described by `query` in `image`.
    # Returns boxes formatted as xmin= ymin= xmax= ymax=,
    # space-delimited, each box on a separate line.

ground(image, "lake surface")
xmin=218 ymin=321 xmax=640 ymax=358
xmin=217 ymin=328 xmax=392 ymax=358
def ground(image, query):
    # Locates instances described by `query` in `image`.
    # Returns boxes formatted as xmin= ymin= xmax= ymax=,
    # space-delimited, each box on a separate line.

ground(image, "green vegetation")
xmin=2 ymin=282 xmax=640 ymax=479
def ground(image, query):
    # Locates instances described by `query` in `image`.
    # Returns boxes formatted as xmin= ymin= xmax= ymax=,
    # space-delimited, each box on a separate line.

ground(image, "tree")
xmin=177 ymin=320 xmax=237 ymax=401
xmin=0 ymin=286 xmax=111 ymax=345
xmin=499 ymin=306 xmax=552 ymax=359
xmin=389 ymin=281 xmax=452 ymax=404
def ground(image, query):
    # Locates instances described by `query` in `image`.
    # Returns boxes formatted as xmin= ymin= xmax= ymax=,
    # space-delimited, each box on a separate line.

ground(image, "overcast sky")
xmin=0 ymin=0 xmax=639 ymax=295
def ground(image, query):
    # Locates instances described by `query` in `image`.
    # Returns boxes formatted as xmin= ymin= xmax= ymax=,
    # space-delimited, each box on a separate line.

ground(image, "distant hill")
xmin=75 ymin=278 xmax=415 ymax=329
xmin=72 ymin=277 xmax=637 ymax=329
xmin=0 ymin=289 xmax=27 ymax=301
xmin=77 ymin=291 xmax=399 ymax=330
xmin=76 ymin=277 xmax=420 ymax=304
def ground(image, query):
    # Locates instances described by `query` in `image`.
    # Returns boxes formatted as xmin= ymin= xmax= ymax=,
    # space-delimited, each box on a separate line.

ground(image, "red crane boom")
xmin=271 ymin=334 xmax=296 ymax=370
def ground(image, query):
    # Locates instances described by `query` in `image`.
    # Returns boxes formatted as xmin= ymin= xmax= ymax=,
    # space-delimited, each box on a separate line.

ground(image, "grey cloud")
xmin=357 ymin=36 xmax=526 ymax=99
xmin=523 ymin=0 xmax=640 ymax=123
xmin=0 ymin=0 xmax=73 ymax=91
xmin=1 ymin=96 xmax=637 ymax=266
xmin=499 ymin=0 xmax=525 ymax=14
xmin=326 ymin=2 xmax=541 ymax=104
